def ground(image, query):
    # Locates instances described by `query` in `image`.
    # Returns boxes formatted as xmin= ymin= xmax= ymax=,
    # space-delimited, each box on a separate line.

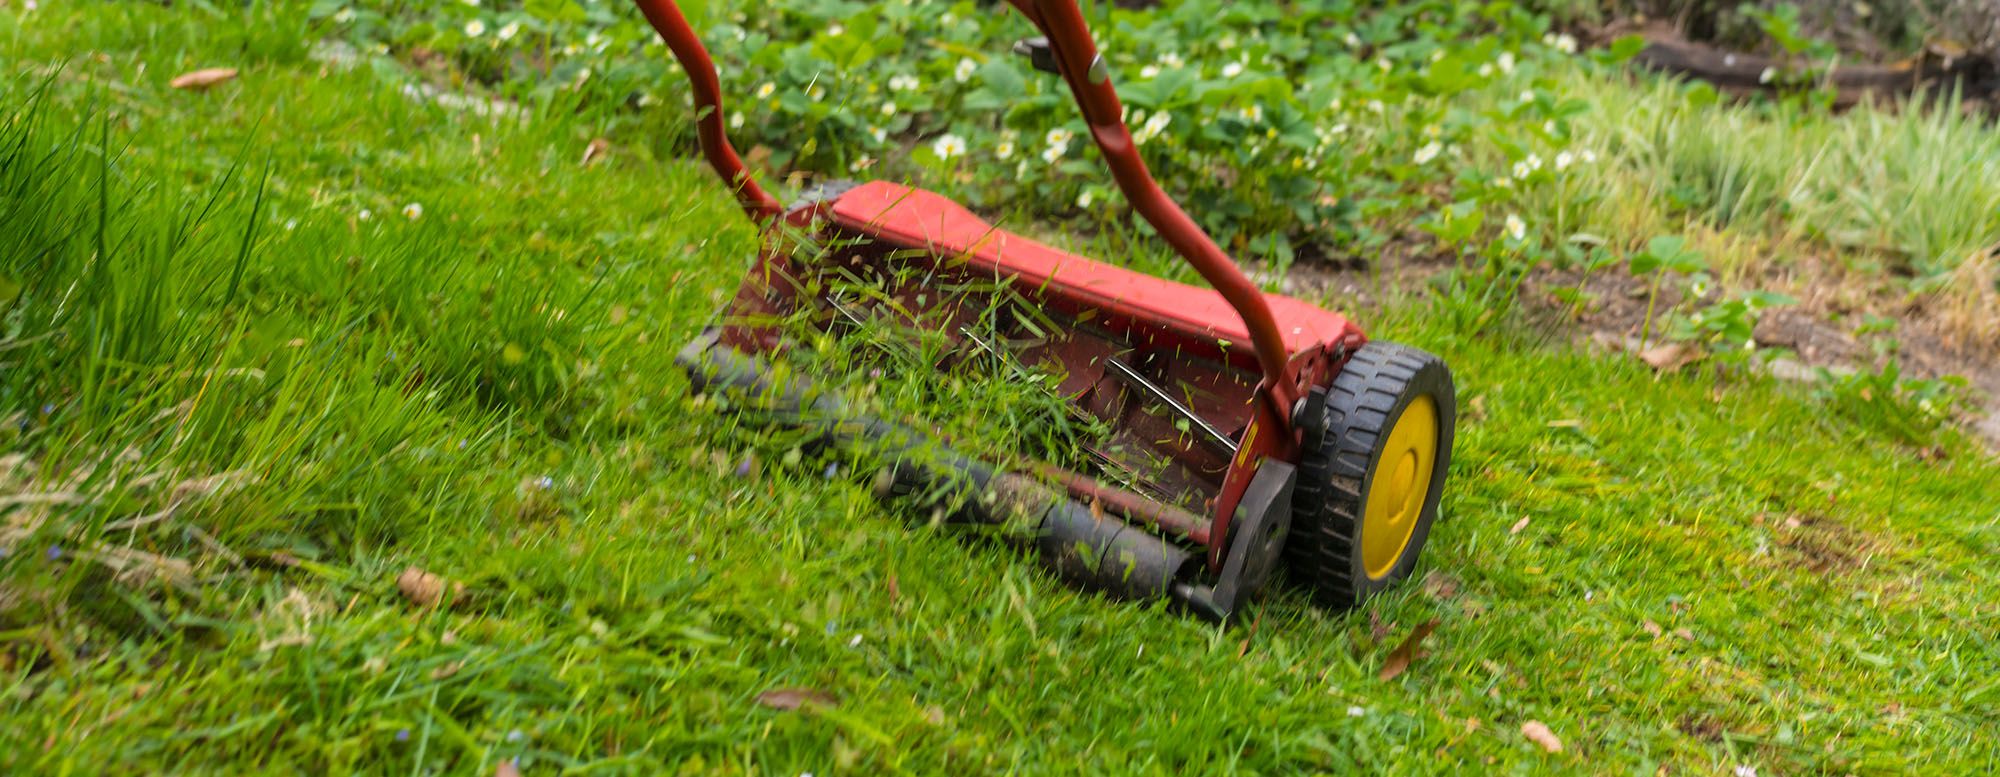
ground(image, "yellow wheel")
xmin=1285 ymin=341 xmax=1455 ymax=608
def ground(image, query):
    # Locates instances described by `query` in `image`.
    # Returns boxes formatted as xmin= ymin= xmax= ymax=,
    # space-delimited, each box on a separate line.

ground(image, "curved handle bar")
xmin=631 ymin=0 xmax=1297 ymax=411
xmin=633 ymin=0 xmax=784 ymax=222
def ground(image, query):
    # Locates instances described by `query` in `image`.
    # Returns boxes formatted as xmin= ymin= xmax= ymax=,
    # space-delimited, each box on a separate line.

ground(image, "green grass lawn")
xmin=3 ymin=2 xmax=1997 ymax=774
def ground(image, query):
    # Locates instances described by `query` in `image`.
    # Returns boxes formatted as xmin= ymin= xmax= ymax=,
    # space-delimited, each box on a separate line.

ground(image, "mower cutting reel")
xmin=637 ymin=0 xmax=1457 ymax=621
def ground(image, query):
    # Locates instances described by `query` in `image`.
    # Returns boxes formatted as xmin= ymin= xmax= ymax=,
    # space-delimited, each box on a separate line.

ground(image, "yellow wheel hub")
xmin=1361 ymin=395 xmax=1439 ymax=579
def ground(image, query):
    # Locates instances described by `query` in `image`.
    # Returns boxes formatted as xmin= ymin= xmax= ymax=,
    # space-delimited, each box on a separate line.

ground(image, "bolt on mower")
xmin=638 ymin=0 xmax=1457 ymax=622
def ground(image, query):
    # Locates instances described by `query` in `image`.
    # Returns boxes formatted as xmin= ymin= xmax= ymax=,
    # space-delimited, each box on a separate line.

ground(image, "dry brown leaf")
xmin=396 ymin=566 xmax=464 ymax=609
xmin=1521 ymin=720 xmax=1563 ymax=753
xmin=1673 ymin=628 xmax=1694 ymax=641
xmin=1421 ymin=571 xmax=1460 ymax=600
xmin=1642 ymin=620 xmax=1663 ymax=638
xmin=494 ymin=760 xmax=521 ymax=777
xmin=1509 ymin=516 xmax=1531 ymax=535
xmin=1638 ymin=343 xmax=1702 ymax=372
xmin=755 ymin=687 xmax=836 ymax=711
xmin=1368 ymin=610 xmax=1389 ymax=642
xmin=1378 ymin=619 xmax=1440 ymax=682
xmin=429 ymin=661 xmax=463 ymax=681
xmin=581 ymin=137 xmax=611 ymax=166
xmin=170 ymin=67 xmax=238 ymax=91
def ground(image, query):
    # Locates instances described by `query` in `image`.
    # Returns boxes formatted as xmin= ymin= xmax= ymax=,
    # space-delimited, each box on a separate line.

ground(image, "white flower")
xmin=1759 ymin=66 xmax=1777 ymax=84
xmin=1139 ymin=65 xmax=1160 ymax=79
xmin=333 ymin=7 xmax=354 ymax=23
xmin=847 ymin=634 xmax=863 ymax=647
xmin=756 ymin=82 xmax=775 ymax=99
xmin=1346 ymin=706 xmax=1366 ymax=717
xmin=1076 ymin=190 xmax=1094 ymax=209
xmin=1504 ymin=213 xmax=1527 ymax=241
xmin=1328 ymin=97 xmax=1342 ymax=112
xmin=1413 ymin=141 xmax=1442 ymax=165
xmin=401 ymin=202 xmax=423 ymax=220
xmin=463 ymin=19 xmax=485 ymax=37
xmin=1239 ymin=103 xmax=1263 ymax=123
xmin=1366 ymin=99 xmax=1384 ymax=114
xmin=1329 ymin=123 xmax=1348 ymax=135
xmin=1732 ymin=767 xmax=1757 ymax=777
xmin=1498 ymin=51 xmax=1516 ymax=73
xmin=868 ymin=125 xmax=886 ymax=144
xmin=1375 ymin=57 xmax=1393 ymax=72
xmin=1582 ymin=149 xmax=1599 ymax=164
xmin=880 ymin=101 xmax=897 ymax=117
xmin=889 ymin=74 xmax=919 ymax=92
xmin=730 ymin=112 xmax=744 ymax=129
xmin=995 ymin=140 xmax=1015 ymax=160
xmin=1519 ymin=89 xmax=1536 ymax=104
xmin=1478 ymin=64 xmax=1494 ymax=77
xmin=931 ymin=133 xmax=966 ymax=160
xmin=1544 ymin=33 xmax=1578 ymax=54
xmin=954 ymin=57 xmax=976 ymax=84
xmin=498 ymin=21 xmax=519 ymax=41
xmin=1221 ymin=61 xmax=1244 ymax=79
xmin=850 ymin=155 xmax=876 ymax=172
xmin=1045 ymin=127 xmax=1074 ymax=149
xmin=827 ymin=23 xmax=844 ymax=37
xmin=1512 ymin=160 xmax=1533 ymax=179
xmin=1690 ymin=278 xmax=1710 ymax=298
xmin=1343 ymin=32 xmax=1361 ymax=48
xmin=358 ymin=208 xmax=372 ymax=221
xmin=1134 ymin=111 xmax=1171 ymax=144
xmin=1041 ymin=144 xmax=1065 ymax=165
xmin=1555 ymin=150 xmax=1574 ymax=170
xmin=808 ymin=85 xmax=824 ymax=102
xmin=1159 ymin=52 xmax=1183 ymax=68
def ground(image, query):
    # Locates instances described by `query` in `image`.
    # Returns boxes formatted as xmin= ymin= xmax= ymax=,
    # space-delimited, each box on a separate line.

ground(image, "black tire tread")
xmin=1286 ymin=341 xmax=1455 ymax=608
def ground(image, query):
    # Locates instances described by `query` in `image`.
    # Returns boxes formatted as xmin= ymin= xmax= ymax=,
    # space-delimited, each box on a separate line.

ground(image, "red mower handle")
xmin=631 ymin=0 xmax=1298 ymax=410
xmin=633 ymin=0 xmax=784 ymax=222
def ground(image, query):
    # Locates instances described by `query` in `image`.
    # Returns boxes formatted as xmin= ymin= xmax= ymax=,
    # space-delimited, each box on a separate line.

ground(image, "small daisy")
xmin=1221 ymin=61 xmax=1244 ymax=79
xmin=1076 ymin=190 xmax=1094 ymax=209
xmin=994 ymin=140 xmax=1016 ymax=160
xmin=1413 ymin=141 xmax=1442 ymax=165
xmin=954 ymin=57 xmax=977 ymax=84
xmin=1498 ymin=51 xmax=1516 ymax=73
xmin=401 ymin=202 xmax=423 ymax=220
xmin=1504 ymin=213 xmax=1527 ymax=242
xmin=358 ymin=208 xmax=372 ymax=221
xmin=1555 ymin=150 xmax=1574 ymax=170
xmin=756 ymin=82 xmax=775 ymax=99
xmin=497 ymin=21 xmax=519 ymax=41
xmin=880 ymin=101 xmax=897 ymax=117
xmin=931 ymin=133 xmax=966 ymax=160
xmin=889 ymin=74 xmax=919 ymax=92
xmin=463 ymin=19 xmax=485 ymax=38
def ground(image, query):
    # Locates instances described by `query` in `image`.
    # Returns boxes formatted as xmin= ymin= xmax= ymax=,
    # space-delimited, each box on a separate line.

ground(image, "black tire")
xmin=1286 ymin=341 xmax=1456 ymax=608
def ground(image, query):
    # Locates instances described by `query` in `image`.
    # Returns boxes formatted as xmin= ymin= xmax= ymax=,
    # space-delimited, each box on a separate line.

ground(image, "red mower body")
xmin=642 ymin=0 xmax=1455 ymax=619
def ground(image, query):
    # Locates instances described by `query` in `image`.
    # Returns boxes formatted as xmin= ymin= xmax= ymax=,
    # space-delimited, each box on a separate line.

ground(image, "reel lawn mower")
xmin=639 ymin=0 xmax=1457 ymax=621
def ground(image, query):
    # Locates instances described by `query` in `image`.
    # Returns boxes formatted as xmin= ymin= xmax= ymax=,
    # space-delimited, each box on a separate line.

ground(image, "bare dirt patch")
xmin=1527 ymin=257 xmax=2000 ymax=450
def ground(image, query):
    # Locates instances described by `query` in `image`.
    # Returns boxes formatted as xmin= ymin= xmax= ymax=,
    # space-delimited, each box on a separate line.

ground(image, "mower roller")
xmin=640 ymin=0 xmax=1457 ymax=620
